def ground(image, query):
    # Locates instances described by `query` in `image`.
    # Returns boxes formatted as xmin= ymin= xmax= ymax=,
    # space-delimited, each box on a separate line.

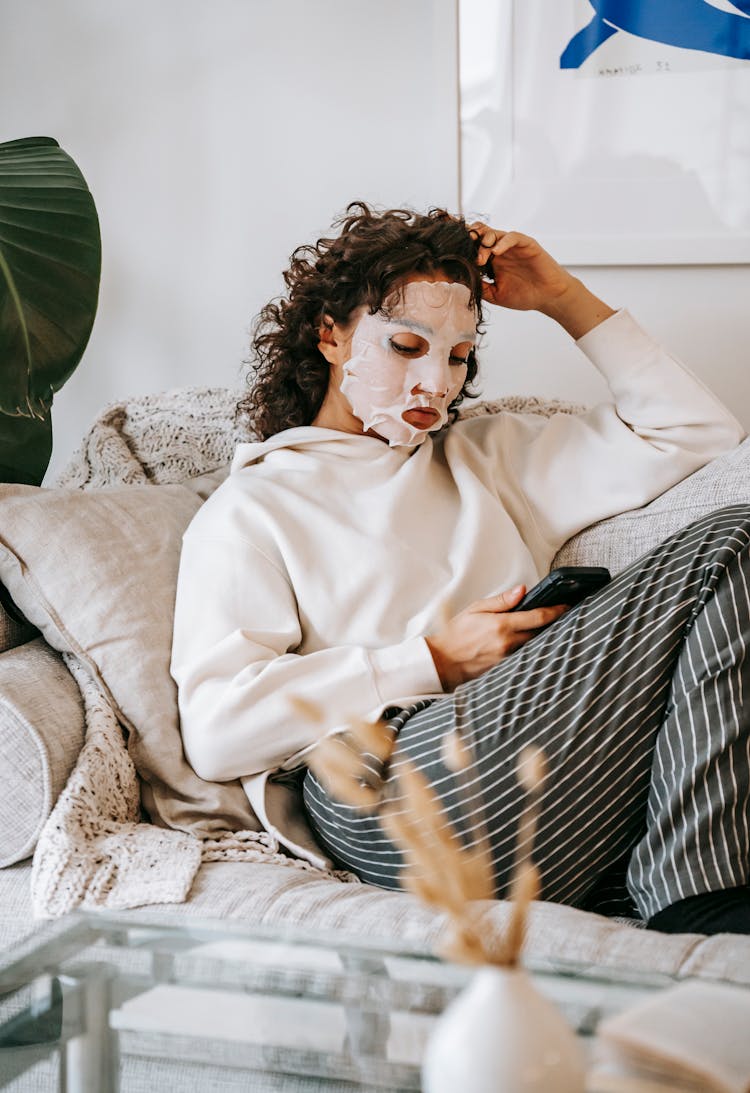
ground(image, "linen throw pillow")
xmin=0 ymin=473 xmax=261 ymax=838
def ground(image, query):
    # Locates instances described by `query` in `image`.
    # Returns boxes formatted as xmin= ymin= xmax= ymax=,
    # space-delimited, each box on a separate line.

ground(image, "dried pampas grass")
xmin=294 ymin=695 xmax=547 ymax=968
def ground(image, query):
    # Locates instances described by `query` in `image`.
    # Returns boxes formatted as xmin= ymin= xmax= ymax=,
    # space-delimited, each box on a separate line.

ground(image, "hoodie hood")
xmin=232 ymin=426 xmax=417 ymax=472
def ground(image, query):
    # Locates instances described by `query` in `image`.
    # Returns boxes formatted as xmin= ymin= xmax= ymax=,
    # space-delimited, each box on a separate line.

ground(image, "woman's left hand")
xmin=468 ymin=222 xmax=616 ymax=339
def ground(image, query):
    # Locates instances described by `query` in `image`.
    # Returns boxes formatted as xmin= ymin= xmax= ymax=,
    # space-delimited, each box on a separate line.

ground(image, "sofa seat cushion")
xmin=0 ymin=639 xmax=85 ymax=867
xmin=0 ymin=862 xmax=37 ymax=950
xmin=173 ymin=863 xmax=750 ymax=987
xmin=4 ymin=860 xmax=750 ymax=992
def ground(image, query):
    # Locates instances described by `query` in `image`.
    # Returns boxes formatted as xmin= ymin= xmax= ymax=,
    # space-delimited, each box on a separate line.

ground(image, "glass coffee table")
xmin=0 ymin=910 xmax=708 ymax=1091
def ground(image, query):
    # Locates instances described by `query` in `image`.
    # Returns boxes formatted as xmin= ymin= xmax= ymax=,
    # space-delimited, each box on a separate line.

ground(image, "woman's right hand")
xmin=425 ymin=586 xmax=568 ymax=691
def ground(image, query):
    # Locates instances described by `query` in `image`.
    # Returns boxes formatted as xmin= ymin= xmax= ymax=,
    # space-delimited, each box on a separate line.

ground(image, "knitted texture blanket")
xmin=31 ymin=386 xmax=581 ymax=918
xmin=31 ymin=656 xmax=334 ymax=917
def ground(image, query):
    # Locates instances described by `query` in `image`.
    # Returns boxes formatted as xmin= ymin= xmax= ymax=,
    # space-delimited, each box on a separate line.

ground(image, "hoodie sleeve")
xmin=170 ymin=530 xmax=441 ymax=782
xmin=492 ymin=309 xmax=746 ymax=552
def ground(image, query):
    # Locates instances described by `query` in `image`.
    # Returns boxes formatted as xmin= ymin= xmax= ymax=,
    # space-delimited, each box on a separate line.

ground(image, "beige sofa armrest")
xmin=0 ymin=638 xmax=85 ymax=868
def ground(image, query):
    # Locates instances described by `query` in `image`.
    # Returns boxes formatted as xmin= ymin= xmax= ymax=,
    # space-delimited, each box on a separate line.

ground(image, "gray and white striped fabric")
xmin=303 ymin=506 xmax=750 ymax=923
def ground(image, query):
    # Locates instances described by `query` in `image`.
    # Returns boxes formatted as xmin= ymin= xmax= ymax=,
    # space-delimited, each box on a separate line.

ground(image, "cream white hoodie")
xmin=170 ymin=310 xmax=745 ymax=864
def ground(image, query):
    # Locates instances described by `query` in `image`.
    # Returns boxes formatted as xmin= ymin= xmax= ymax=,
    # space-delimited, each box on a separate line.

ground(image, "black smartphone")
xmin=512 ymin=566 xmax=611 ymax=611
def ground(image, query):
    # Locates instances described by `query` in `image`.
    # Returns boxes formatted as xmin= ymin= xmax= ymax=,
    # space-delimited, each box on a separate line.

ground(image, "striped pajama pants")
xmin=303 ymin=506 xmax=750 ymax=922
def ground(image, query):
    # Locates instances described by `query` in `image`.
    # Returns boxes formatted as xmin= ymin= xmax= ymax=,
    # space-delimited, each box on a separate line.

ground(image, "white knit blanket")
xmin=30 ymin=657 xmax=331 ymax=917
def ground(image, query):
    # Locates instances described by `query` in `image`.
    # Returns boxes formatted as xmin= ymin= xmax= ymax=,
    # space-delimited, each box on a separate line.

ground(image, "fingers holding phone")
xmin=425 ymin=586 xmax=569 ymax=691
xmin=425 ymin=568 xmax=611 ymax=691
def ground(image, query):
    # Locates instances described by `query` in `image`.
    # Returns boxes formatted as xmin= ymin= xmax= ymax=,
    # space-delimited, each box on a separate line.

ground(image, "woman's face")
xmin=316 ymin=271 xmax=478 ymax=447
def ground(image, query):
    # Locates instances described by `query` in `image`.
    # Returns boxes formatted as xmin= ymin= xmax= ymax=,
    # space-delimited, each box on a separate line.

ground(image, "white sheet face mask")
xmin=339 ymin=281 xmax=477 ymax=447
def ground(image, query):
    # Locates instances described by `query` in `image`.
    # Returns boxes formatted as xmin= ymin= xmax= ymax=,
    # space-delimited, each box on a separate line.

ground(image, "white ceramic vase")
xmin=422 ymin=965 xmax=586 ymax=1093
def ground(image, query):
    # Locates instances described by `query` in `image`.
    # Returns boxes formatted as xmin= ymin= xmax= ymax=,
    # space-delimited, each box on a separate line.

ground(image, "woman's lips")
xmin=401 ymin=407 xmax=440 ymax=429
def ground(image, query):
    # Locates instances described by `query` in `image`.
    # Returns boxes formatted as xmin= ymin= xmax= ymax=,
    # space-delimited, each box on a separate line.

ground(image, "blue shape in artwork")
xmin=560 ymin=0 xmax=750 ymax=69
xmin=561 ymin=14 xmax=619 ymax=68
xmin=561 ymin=13 xmax=619 ymax=67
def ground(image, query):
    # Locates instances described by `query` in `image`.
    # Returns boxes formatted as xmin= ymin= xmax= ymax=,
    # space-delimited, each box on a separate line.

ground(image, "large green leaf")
xmin=0 ymin=406 xmax=52 ymax=486
xmin=0 ymin=136 xmax=101 ymax=421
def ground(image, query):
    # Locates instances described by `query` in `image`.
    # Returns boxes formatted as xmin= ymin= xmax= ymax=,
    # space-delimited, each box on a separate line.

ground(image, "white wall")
xmin=0 ymin=0 xmax=459 ymax=480
xmin=1 ymin=1 xmax=749 ymax=485
xmin=477 ymin=265 xmax=750 ymax=420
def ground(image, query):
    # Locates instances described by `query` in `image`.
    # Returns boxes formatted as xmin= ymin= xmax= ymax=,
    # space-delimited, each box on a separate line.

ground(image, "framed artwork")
xmin=459 ymin=0 xmax=750 ymax=263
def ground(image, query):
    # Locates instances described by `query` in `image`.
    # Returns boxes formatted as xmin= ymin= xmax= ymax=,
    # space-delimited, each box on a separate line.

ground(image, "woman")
xmin=171 ymin=203 xmax=750 ymax=935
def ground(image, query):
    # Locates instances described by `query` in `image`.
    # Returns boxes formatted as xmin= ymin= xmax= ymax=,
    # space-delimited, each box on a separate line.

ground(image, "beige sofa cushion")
xmin=0 ymin=639 xmax=85 ymax=867
xmin=117 ymin=860 xmax=750 ymax=988
xmin=555 ymin=437 xmax=750 ymax=572
xmin=2 ymin=856 xmax=750 ymax=989
xmin=0 ymin=472 xmax=261 ymax=840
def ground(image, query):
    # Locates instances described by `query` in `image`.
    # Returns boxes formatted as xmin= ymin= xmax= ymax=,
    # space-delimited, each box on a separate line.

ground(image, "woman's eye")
xmin=450 ymin=343 xmax=474 ymax=366
xmin=390 ymin=340 xmax=420 ymax=355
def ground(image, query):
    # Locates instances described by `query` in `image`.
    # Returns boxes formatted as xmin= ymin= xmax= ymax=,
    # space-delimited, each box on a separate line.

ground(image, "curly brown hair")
xmin=238 ymin=202 xmax=485 ymax=440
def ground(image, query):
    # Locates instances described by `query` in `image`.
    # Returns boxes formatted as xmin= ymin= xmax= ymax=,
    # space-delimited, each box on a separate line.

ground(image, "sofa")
xmin=2 ymin=385 xmax=750 ymax=999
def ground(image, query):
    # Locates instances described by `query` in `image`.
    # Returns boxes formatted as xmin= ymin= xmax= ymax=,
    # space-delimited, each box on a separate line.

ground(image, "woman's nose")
xmin=411 ymin=379 xmax=450 ymax=397
xmin=411 ymin=356 xmax=451 ymax=396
